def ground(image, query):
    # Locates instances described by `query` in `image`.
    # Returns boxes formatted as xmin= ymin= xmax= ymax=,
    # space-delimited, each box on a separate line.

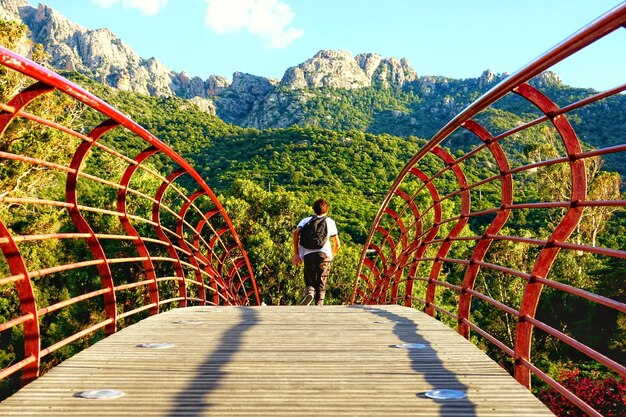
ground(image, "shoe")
xmin=300 ymin=294 xmax=313 ymax=305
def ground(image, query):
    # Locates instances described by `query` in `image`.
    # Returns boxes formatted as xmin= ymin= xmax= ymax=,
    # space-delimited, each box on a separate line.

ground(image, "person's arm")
xmin=293 ymin=227 xmax=302 ymax=265
xmin=331 ymin=234 xmax=340 ymax=257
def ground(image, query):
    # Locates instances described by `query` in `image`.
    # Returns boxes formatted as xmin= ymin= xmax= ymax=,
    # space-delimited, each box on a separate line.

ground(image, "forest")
xmin=0 ymin=20 xmax=625 ymax=415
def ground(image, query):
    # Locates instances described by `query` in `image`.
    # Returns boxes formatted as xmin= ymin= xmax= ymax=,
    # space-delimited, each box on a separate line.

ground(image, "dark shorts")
xmin=303 ymin=252 xmax=331 ymax=291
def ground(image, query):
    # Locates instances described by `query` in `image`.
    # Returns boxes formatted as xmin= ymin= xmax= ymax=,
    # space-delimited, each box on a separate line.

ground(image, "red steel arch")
xmin=0 ymin=3 xmax=624 ymax=415
xmin=353 ymin=4 xmax=626 ymax=416
xmin=0 ymin=45 xmax=259 ymax=389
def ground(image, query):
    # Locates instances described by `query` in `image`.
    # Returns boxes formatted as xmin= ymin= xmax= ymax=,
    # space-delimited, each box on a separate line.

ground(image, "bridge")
xmin=0 ymin=3 xmax=625 ymax=416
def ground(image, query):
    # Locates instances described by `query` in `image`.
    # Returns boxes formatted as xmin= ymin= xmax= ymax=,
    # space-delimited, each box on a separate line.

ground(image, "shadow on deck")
xmin=0 ymin=305 xmax=552 ymax=416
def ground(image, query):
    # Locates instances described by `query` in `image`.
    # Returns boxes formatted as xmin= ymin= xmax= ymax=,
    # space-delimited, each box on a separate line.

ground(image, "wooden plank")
xmin=0 ymin=305 xmax=554 ymax=416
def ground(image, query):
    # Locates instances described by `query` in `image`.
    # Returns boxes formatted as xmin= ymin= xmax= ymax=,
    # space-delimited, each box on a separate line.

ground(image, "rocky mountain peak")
xmin=479 ymin=69 xmax=497 ymax=89
xmin=282 ymin=49 xmax=417 ymax=90
xmin=373 ymin=55 xmax=417 ymax=88
xmin=355 ymin=53 xmax=384 ymax=78
xmin=22 ymin=3 xmax=82 ymax=44
xmin=17 ymin=3 xmax=148 ymax=86
xmin=230 ymin=71 xmax=279 ymax=96
xmin=1 ymin=1 xmax=218 ymax=113
xmin=314 ymin=49 xmax=353 ymax=61
xmin=477 ymin=69 xmax=512 ymax=89
xmin=205 ymin=75 xmax=230 ymax=95
xmin=281 ymin=49 xmax=371 ymax=89
xmin=532 ymin=70 xmax=562 ymax=88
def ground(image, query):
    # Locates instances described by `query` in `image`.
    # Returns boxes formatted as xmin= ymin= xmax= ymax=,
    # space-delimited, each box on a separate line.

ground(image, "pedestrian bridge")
xmin=0 ymin=306 xmax=552 ymax=416
xmin=0 ymin=4 xmax=625 ymax=416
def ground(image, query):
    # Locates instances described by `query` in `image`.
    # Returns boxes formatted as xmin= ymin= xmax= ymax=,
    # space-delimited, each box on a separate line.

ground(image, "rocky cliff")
xmin=0 ymin=3 xmax=425 ymax=115
xmin=0 ymin=0 xmax=21 ymax=19
xmin=1 ymin=0 xmax=217 ymax=112
xmin=0 ymin=1 xmax=563 ymax=132
xmin=220 ymin=50 xmax=421 ymax=127
xmin=281 ymin=50 xmax=418 ymax=90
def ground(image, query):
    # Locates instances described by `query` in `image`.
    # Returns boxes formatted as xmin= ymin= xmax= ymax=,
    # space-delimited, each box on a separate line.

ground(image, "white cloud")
xmin=204 ymin=0 xmax=303 ymax=48
xmin=91 ymin=0 xmax=168 ymax=16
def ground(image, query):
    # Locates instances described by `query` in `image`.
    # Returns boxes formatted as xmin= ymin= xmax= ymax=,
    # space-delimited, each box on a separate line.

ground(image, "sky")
xmin=27 ymin=0 xmax=625 ymax=91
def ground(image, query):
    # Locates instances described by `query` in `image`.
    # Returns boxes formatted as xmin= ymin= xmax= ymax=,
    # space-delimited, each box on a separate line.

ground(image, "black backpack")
xmin=299 ymin=216 xmax=328 ymax=249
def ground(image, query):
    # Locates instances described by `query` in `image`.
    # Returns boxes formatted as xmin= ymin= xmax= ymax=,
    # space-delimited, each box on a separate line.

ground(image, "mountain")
xmin=281 ymin=50 xmax=417 ymax=90
xmin=2 ymin=0 xmax=625 ymax=175
xmin=0 ymin=2 xmax=419 ymax=117
xmin=0 ymin=0 xmax=217 ymax=111
xmin=0 ymin=0 xmax=511 ymax=132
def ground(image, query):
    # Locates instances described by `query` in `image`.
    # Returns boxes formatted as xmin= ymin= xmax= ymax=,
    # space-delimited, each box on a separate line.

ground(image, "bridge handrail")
xmin=353 ymin=3 xmax=626 ymax=416
xmin=0 ymin=46 xmax=258 ymax=393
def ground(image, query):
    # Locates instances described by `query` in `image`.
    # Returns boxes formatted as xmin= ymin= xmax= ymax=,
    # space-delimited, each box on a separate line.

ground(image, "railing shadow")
xmin=351 ymin=305 xmax=477 ymax=417
xmin=166 ymin=307 xmax=258 ymax=416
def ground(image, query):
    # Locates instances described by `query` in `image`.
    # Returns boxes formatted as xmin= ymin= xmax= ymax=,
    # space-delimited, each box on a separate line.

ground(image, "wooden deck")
xmin=0 ymin=305 xmax=553 ymax=416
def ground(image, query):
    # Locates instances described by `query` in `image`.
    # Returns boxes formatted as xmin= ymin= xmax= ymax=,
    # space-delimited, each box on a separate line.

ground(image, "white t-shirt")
xmin=297 ymin=216 xmax=338 ymax=260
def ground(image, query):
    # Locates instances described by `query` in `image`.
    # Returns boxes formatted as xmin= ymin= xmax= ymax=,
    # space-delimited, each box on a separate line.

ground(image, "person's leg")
xmin=302 ymin=254 xmax=317 ymax=303
xmin=314 ymin=253 xmax=331 ymax=305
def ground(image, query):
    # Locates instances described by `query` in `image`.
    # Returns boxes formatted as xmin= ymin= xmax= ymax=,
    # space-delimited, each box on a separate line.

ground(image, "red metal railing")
xmin=0 ymin=47 xmax=259 ymax=389
xmin=353 ymin=4 xmax=625 ymax=416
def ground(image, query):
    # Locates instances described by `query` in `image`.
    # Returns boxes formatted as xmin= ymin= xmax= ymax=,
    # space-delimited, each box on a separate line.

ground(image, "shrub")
xmin=538 ymin=368 xmax=626 ymax=416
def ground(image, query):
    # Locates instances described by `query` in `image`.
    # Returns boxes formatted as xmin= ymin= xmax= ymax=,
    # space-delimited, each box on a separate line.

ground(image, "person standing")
xmin=293 ymin=198 xmax=340 ymax=305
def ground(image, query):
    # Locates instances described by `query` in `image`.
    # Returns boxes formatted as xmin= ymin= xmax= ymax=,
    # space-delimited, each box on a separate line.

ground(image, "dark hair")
xmin=312 ymin=198 xmax=329 ymax=216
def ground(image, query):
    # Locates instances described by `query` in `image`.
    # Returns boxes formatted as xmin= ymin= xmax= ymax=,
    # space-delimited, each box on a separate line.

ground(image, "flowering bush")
xmin=538 ymin=368 xmax=626 ymax=416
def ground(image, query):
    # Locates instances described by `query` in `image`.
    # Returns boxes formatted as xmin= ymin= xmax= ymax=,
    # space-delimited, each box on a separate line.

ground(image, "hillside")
xmin=2 ymin=0 xmax=624 ymax=177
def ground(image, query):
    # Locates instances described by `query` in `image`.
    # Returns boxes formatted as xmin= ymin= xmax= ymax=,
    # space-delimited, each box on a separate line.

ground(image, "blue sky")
xmin=28 ymin=0 xmax=625 ymax=90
